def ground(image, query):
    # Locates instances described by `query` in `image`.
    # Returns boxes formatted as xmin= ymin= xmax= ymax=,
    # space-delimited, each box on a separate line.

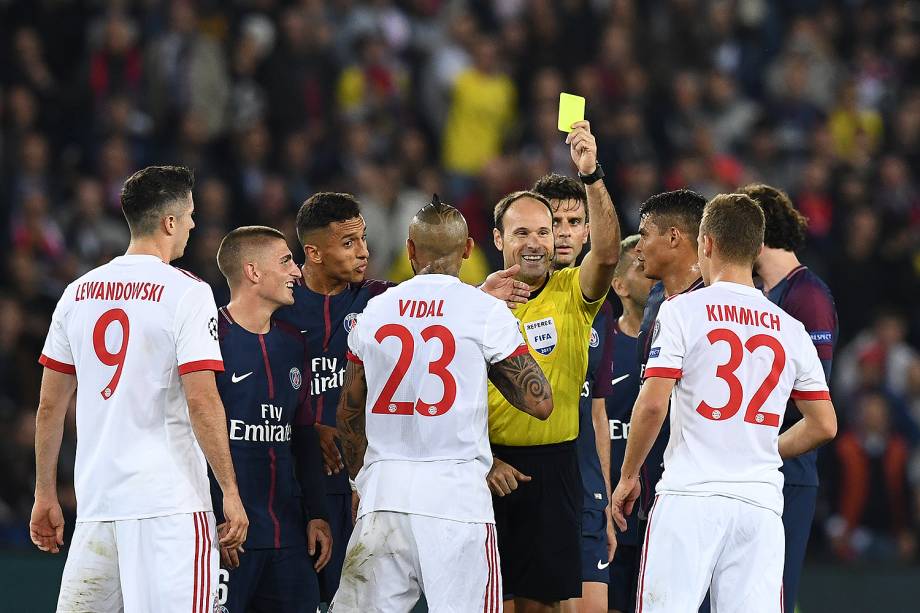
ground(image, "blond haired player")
xmin=611 ymin=194 xmax=838 ymax=612
xmin=31 ymin=166 xmax=248 ymax=612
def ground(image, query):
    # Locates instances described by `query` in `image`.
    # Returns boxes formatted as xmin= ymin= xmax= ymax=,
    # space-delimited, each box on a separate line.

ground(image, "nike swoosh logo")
xmin=300 ymin=330 xmax=308 ymax=334
xmin=611 ymin=374 xmax=630 ymax=386
xmin=231 ymin=372 xmax=253 ymax=383
xmin=597 ymin=560 xmax=611 ymax=570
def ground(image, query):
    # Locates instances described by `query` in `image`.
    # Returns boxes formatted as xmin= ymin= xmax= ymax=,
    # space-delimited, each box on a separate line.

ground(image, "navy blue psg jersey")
xmin=210 ymin=307 xmax=320 ymax=550
xmin=604 ymin=319 xmax=642 ymax=545
xmin=766 ymin=265 xmax=837 ymax=487
xmin=578 ymin=300 xmax=615 ymax=511
xmin=636 ymin=277 xmax=703 ymax=515
xmin=275 ymin=278 xmax=392 ymax=494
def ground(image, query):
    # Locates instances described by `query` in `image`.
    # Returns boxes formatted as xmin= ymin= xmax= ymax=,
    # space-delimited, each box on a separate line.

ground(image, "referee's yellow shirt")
xmin=488 ymin=266 xmax=605 ymax=446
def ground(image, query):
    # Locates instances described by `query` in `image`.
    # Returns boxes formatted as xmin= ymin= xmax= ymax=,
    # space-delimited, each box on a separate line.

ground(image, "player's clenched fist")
xmin=487 ymin=458 xmax=532 ymax=497
xmin=610 ymin=476 xmax=641 ymax=532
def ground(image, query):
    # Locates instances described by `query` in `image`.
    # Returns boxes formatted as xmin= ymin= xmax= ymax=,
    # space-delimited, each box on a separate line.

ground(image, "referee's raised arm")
xmin=567 ymin=120 xmax=621 ymax=301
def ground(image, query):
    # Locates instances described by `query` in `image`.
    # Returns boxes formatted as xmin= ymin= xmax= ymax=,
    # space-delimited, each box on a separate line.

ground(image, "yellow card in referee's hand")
xmin=558 ymin=93 xmax=585 ymax=132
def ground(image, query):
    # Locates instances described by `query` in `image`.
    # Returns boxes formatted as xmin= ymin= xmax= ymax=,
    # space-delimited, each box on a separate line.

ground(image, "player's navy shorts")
xmin=608 ymin=544 xmax=639 ymax=612
xmin=580 ymin=507 xmax=610 ymax=584
xmin=318 ymin=492 xmax=354 ymax=603
xmin=492 ymin=440 xmax=582 ymax=603
xmin=219 ymin=545 xmax=319 ymax=613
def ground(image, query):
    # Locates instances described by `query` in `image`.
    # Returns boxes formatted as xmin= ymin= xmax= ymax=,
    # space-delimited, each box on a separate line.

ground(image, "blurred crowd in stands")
xmin=1 ymin=0 xmax=918 ymax=564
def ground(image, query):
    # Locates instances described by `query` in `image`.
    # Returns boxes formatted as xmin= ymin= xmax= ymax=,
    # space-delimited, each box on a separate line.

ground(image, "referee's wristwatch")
xmin=578 ymin=162 xmax=605 ymax=185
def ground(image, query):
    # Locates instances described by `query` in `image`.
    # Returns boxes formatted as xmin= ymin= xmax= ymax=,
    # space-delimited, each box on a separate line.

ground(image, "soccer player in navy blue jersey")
xmin=535 ymin=173 xmax=617 ymax=613
xmin=211 ymin=226 xmax=332 ymax=613
xmin=741 ymin=183 xmax=838 ymax=613
xmin=274 ymin=191 xmax=531 ymax=604
xmin=634 ymin=190 xmax=707 ymax=521
xmin=604 ymin=236 xmax=654 ymax=613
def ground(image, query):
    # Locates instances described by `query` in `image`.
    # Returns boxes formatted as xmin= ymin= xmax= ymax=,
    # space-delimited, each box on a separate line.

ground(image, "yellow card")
xmin=558 ymin=93 xmax=585 ymax=132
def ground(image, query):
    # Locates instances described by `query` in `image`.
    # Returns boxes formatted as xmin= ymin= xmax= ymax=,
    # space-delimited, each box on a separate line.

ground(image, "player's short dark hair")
xmin=737 ymin=183 xmax=808 ymax=252
xmin=532 ymin=174 xmax=588 ymax=221
xmin=700 ymin=194 xmax=765 ymax=266
xmin=120 ymin=165 xmax=195 ymax=236
xmin=638 ymin=189 xmax=706 ymax=241
xmin=296 ymin=192 xmax=362 ymax=246
xmin=217 ymin=225 xmax=288 ymax=285
xmin=613 ymin=234 xmax=641 ymax=278
xmin=494 ymin=190 xmax=553 ymax=233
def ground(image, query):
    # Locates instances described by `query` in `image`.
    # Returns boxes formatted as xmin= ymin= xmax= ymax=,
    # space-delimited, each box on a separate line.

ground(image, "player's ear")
xmin=612 ymin=275 xmax=627 ymax=298
xmin=493 ymin=228 xmax=503 ymax=251
xmin=163 ymin=213 xmax=177 ymax=236
xmin=582 ymin=222 xmax=589 ymax=244
xmin=242 ymin=261 xmax=259 ymax=284
xmin=406 ymin=238 xmax=417 ymax=262
xmin=668 ymin=226 xmax=681 ymax=248
xmin=304 ymin=243 xmax=322 ymax=265
xmin=462 ymin=237 xmax=474 ymax=260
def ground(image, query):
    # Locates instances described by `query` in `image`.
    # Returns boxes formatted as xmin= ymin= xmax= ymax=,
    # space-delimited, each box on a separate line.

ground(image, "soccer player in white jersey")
xmin=610 ymin=194 xmax=838 ymax=612
xmin=329 ymin=198 xmax=554 ymax=612
xmin=30 ymin=166 xmax=249 ymax=612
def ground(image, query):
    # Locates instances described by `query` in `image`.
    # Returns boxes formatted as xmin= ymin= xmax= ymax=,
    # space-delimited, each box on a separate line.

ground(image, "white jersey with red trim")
xmin=346 ymin=274 xmax=528 ymax=523
xmin=40 ymin=254 xmax=224 ymax=521
xmin=644 ymin=281 xmax=830 ymax=515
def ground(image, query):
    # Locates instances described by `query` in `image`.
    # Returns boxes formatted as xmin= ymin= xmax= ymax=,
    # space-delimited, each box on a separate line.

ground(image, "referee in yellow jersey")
xmin=488 ymin=120 xmax=621 ymax=612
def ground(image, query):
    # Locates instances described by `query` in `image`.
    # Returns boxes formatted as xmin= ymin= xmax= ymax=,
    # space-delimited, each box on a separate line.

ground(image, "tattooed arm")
xmin=336 ymin=360 xmax=369 ymax=480
xmin=488 ymin=353 xmax=553 ymax=420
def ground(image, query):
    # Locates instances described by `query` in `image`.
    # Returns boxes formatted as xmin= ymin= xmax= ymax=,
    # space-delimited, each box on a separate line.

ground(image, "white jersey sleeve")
xmin=482 ymin=302 xmax=528 ymax=364
xmin=790 ymin=325 xmax=831 ymax=400
xmin=40 ymin=284 xmax=76 ymax=373
xmin=644 ymin=298 xmax=686 ymax=379
xmin=346 ymin=314 xmax=367 ymax=364
xmin=174 ymin=282 xmax=223 ymax=375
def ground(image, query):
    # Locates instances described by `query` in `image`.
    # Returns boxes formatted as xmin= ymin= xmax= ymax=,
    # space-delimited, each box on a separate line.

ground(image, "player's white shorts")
xmin=637 ymin=494 xmax=784 ymax=613
xmin=57 ymin=511 xmax=218 ymax=613
xmin=329 ymin=511 xmax=501 ymax=613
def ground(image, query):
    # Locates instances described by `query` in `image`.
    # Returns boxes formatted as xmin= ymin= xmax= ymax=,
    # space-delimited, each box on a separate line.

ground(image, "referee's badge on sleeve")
xmin=524 ymin=317 xmax=558 ymax=356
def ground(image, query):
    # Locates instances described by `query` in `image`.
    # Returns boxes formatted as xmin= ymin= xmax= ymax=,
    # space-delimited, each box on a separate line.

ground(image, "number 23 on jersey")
xmin=371 ymin=324 xmax=456 ymax=417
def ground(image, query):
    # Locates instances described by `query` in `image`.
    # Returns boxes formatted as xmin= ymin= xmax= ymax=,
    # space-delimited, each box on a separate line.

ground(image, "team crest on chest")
xmin=289 ymin=367 xmax=302 ymax=390
xmin=524 ymin=317 xmax=558 ymax=355
xmin=343 ymin=312 xmax=359 ymax=333
xmin=589 ymin=327 xmax=599 ymax=348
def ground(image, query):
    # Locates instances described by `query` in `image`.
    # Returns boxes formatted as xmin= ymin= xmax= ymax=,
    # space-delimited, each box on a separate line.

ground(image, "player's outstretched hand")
xmin=315 ymin=423 xmax=344 ymax=475
xmin=30 ymin=498 xmax=65 ymax=553
xmin=611 ymin=476 xmax=641 ymax=532
xmin=219 ymin=542 xmax=241 ymax=569
xmin=481 ymin=265 xmax=531 ymax=309
xmin=487 ymin=458 xmax=532 ymax=497
xmin=219 ymin=492 xmax=250 ymax=552
xmin=308 ymin=519 xmax=333 ymax=572
xmin=566 ymin=120 xmax=598 ymax=176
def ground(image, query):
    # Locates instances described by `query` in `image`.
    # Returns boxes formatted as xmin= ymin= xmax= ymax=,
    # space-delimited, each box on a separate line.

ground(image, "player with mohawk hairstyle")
xmin=331 ymin=197 xmax=552 ymax=611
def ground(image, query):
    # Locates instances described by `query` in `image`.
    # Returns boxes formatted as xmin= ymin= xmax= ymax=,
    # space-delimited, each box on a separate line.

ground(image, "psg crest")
xmin=289 ymin=367 xmax=302 ymax=390
xmin=343 ymin=312 xmax=359 ymax=333
xmin=589 ymin=327 xmax=599 ymax=348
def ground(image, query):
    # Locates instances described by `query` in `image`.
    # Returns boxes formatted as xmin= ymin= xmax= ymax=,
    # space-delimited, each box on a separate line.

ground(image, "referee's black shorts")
xmin=492 ymin=440 xmax=583 ymax=603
